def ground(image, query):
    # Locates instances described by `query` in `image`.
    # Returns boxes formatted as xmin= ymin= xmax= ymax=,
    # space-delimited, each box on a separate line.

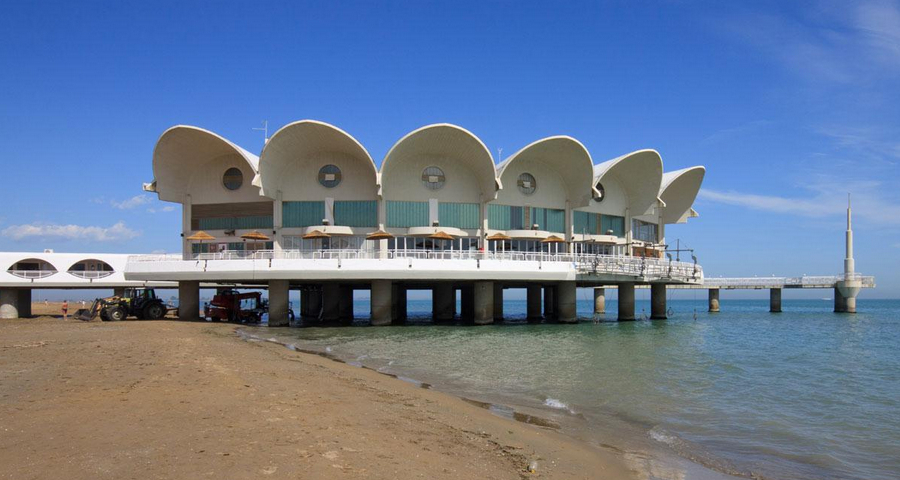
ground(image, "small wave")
xmin=325 ymin=346 xmax=333 ymax=353
xmin=649 ymin=426 xmax=679 ymax=447
xmin=544 ymin=398 xmax=576 ymax=414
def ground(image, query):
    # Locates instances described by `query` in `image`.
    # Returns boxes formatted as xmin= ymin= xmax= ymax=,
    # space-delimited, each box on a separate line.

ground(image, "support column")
xmin=178 ymin=281 xmax=200 ymax=321
xmin=527 ymin=284 xmax=542 ymax=321
xmin=617 ymin=283 xmax=635 ymax=321
xmin=371 ymin=280 xmax=392 ymax=326
xmin=17 ymin=289 xmax=32 ymax=318
xmin=461 ymin=285 xmax=474 ymax=320
xmin=593 ymin=287 xmax=606 ymax=315
xmin=557 ymin=282 xmax=577 ymax=323
xmin=339 ymin=285 xmax=354 ymax=321
xmin=268 ymin=280 xmax=290 ymax=327
xmin=433 ymin=283 xmax=454 ymax=321
xmin=300 ymin=290 xmax=310 ymax=317
xmin=708 ymin=288 xmax=720 ymax=313
xmin=321 ymin=283 xmax=340 ymax=322
xmin=473 ymin=281 xmax=494 ymax=325
xmin=650 ymin=284 xmax=667 ymax=320
xmin=834 ymin=287 xmax=847 ymax=313
xmin=770 ymin=288 xmax=782 ymax=313
xmin=493 ymin=283 xmax=504 ymax=321
xmin=393 ymin=285 xmax=407 ymax=322
xmin=543 ymin=285 xmax=557 ymax=320
xmin=305 ymin=289 xmax=323 ymax=319
xmin=0 ymin=289 xmax=20 ymax=319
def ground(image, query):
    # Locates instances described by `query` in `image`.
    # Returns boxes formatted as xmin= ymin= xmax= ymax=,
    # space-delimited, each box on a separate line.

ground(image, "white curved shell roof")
xmin=593 ymin=149 xmax=663 ymax=216
xmin=497 ymin=136 xmax=596 ymax=208
xmin=380 ymin=124 xmax=498 ymax=199
xmin=256 ymin=120 xmax=376 ymax=197
xmin=151 ymin=125 xmax=262 ymax=202
xmin=659 ymin=166 xmax=705 ymax=224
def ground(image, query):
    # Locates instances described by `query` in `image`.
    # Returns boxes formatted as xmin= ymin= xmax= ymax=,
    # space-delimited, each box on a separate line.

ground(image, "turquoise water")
xmin=261 ymin=298 xmax=900 ymax=480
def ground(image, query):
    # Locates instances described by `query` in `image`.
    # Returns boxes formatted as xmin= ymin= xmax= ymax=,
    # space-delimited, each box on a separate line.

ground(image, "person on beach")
xmin=62 ymin=300 xmax=68 ymax=320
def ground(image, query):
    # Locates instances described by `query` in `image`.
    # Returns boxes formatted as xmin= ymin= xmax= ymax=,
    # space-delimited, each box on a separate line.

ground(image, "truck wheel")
xmin=107 ymin=306 xmax=126 ymax=321
xmin=143 ymin=303 xmax=165 ymax=320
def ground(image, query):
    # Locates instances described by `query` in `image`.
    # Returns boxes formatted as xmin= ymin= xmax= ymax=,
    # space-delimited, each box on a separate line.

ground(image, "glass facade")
xmin=386 ymin=201 xmax=429 ymax=228
xmin=487 ymin=204 xmax=565 ymax=233
xmin=197 ymin=215 xmax=273 ymax=230
xmin=282 ymin=201 xmax=325 ymax=228
xmin=438 ymin=202 xmax=480 ymax=229
xmin=632 ymin=219 xmax=659 ymax=243
xmin=573 ymin=211 xmax=625 ymax=237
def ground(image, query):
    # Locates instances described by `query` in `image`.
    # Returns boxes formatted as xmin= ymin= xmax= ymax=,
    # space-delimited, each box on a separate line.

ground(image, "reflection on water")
xmin=258 ymin=298 xmax=900 ymax=480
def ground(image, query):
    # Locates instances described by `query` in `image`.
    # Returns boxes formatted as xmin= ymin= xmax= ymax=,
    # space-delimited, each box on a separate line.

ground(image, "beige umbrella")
xmin=185 ymin=231 xmax=215 ymax=241
xmin=365 ymin=229 xmax=395 ymax=240
xmin=302 ymin=230 xmax=331 ymax=239
xmin=540 ymin=235 xmax=566 ymax=243
xmin=240 ymin=230 xmax=270 ymax=241
xmin=428 ymin=231 xmax=455 ymax=241
xmin=486 ymin=233 xmax=511 ymax=241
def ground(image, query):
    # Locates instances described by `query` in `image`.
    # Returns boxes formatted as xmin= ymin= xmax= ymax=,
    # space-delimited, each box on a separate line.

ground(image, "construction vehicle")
xmin=75 ymin=287 xmax=168 ymax=321
xmin=204 ymin=289 xmax=295 ymax=323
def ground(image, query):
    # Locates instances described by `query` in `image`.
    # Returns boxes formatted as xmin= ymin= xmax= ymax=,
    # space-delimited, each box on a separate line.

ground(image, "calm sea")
xmin=258 ymin=297 xmax=900 ymax=480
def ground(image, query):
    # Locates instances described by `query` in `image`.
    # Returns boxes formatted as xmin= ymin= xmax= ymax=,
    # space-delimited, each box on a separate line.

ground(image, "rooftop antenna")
xmin=253 ymin=120 xmax=269 ymax=144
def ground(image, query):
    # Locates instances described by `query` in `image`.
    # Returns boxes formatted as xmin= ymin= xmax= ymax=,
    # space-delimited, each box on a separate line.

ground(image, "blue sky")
xmin=1 ymin=1 xmax=898 ymax=298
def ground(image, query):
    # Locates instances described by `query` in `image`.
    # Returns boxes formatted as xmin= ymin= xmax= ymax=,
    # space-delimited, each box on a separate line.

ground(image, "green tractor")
xmin=75 ymin=287 xmax=168 ymax=321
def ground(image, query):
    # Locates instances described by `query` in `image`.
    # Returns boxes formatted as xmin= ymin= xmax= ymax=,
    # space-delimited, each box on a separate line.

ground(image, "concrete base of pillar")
xmin=708 ymin=289 xmax=720 ymax=313
xmin=268 ymin=280 xmax=290 ymax=327
xmin=770 ymin=288 xmax=782 ymax=313
xmin=526 ymin=285 xmax=542 ymax=321
xmin=493 ymin=283 xmax=504 ymax=321
xmin=473 ymin=281 xmax=494 ymax=325
xmin=371 ymin=280 xmax=392 ymax=326
xmin=321 ymin=284 xmax=340 ymax=322
xmin=392 ymin=285 xmax=407 ymax=323
xmin=650 ymin=284 xmax=667 ymax=320
xmin=178 ymin=281 xmax=200 ymax=321
xmin=593 ymin=288 xmax=605 ymax=315
xmin=1 ymin=289 xmax=21 ymax=319
xmin=834 ymin=286 xmax=857 ymax=313
xmin=557 ymin=282 xmax=577 ymax=323
xmin=304 ymin=289 xmax=322 ymax=319
xmin=433 ymin=284 xmax=454 ymax=321
xmin=461 ymin=285 xmax=474 ymax=320
xmin=17 ymin=289 xmax=32 ymax=318
xmin=618 ymin=283 xmax=635 ymax=321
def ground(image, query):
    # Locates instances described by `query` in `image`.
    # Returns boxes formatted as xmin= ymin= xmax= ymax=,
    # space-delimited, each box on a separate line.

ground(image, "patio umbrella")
xmin=185 ymin=231 xmax=215 ymax=241
xmin=428 ymin=231 xmax=455 ymax=241
xmin=365 ymin=230 xmax=395 ymax=240
xmin=486 ymin=233 xmax=511 ymax=241
xmin=302 ymin=230 xmax=331 ymax=239
xmin=540 ymin=235 xmax=566 ymax=243
xmin=240 ymin=230 xmax=270 ymax=241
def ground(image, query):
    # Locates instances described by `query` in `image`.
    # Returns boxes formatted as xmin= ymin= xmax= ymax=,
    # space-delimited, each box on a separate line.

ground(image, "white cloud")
xmin=1 ymin=221 xmax=141 ymax=242
xmin=698 ymin=176 xmax=900 ymax=225
xmin=111 ymin=195 xmax=152 ymax=210
xmin=146 ymin=205 xmax=177 ymax=214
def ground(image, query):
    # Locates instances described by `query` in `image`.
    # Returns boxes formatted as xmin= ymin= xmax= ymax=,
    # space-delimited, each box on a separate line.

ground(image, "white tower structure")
xmin=836 ymin=195 xmax=861 ymax=313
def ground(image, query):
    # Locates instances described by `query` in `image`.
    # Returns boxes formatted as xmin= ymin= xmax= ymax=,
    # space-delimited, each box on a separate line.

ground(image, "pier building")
xmin=130 ymin=120 xmax=706 ymax=324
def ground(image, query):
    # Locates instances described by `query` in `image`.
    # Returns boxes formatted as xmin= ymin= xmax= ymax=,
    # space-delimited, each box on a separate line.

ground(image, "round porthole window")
xmin=595 ymin=182 xmax=605 ymax=202
xmin=422 ymin=166 xmax=445 ymax=190
xmin=517 ymin=173 xmax=536 ymax=195
xmin=223 ymin=167 xmax=243 ymax=190
xmin=318 ymin=164 xmax=342 ymax=188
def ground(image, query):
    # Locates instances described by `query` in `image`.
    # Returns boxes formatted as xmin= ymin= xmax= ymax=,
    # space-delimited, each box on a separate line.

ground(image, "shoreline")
xmin=1 ymin=314 xmax=636 ymax=479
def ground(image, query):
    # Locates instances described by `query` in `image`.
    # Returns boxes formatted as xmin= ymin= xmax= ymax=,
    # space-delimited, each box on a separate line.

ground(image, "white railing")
xmin=67 ymin=270 xmax=115 ymax=279
xmin=6 ymin=269 xmax=57 ymax=279
xmin=575 ymin=255 xmax=702 ymax=283
xmin=703 ymin=275 xmax=876 ymax=288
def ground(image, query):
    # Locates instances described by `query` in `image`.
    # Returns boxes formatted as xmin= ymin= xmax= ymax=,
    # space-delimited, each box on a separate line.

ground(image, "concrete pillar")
xmin=339 ymin=285 xmax=354 ymax=321
xmin=527 ymin=284 xmax=542 ymax=321
xmin=543 ymin=285 xmax=556 ymax=319
xmin=371 ymin=280 xmax=392 ymax=326
xmin=845 ymin=295 xmax=857 ymax=314
xmin=834 ymin=287 xmax=847 ymax=313
xmin=321 ymin=283 xmax=340 ymax=322
xmin=493 ymin=283 xmax=504 ymax=321
xmin=0 ymin=289 xmax=20 ymax=319
xmin=393 ymin=285 xmax=407 ymax=322
xmin=178 ymin=281 xmax=200 ymax=321
xmin=557 ymin=282 xmax=577 ymax=323
xmin=300 ymin=290 xmax=310 ymax=317
xmin=17 ymin=289 xmax=32 ymax=318
xmin=593 ymin=287 xmax=606 ymax=315
xmin=433 ymin=284 xmax=454 ymax=321
xmin=650 ymin=284 xmax=667 ymax=320
xmin=114 ymin=287 xmax=125 ymax=297
xmin=708 ymin=289 xmax=720 ymax=313
xmin=618 ymin=283 xmax=635 ymax=321
xmin=305 ymin=289 xmax=323 ymax=319
xmin=461 ymin=285 xmax=474 ymax=320
xmin=268 ymin=280 xmax=290 ymax=327
xmin=473 ymin=281 xmax=494 ymax=325
xmin=770 ymin=288 xmax=782 ymax=313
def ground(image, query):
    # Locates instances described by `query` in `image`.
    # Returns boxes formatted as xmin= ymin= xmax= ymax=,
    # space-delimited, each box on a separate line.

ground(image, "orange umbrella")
xmin=240 ymin=230 xmax=270 ymax=241
xmin=186 ymin=231 xmax=215 ymax=241
xmin=365 ymin=230 xmax=395 ymax=240
xmin=540 ymin=235 xmax=566 ymax=243
xmin=486 ymin=233 xmax=511 ymax=241
xmin=428 ymin=231 xmax=455 ymax=241
xmin=302 ymin=229 xmax=331 ymax=239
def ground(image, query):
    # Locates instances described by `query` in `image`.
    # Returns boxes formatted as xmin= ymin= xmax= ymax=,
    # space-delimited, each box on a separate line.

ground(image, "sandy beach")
xmin=0 ymin=308 xmax=634 ymax=480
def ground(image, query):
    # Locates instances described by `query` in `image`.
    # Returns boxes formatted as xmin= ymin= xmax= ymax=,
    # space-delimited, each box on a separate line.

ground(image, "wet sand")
xmin=0 ymin=313 xmax=635 ymax=480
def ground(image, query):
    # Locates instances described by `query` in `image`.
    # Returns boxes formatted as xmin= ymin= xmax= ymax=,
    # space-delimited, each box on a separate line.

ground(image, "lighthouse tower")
xmin=835 ymin=195 xmax=861 ymax=313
